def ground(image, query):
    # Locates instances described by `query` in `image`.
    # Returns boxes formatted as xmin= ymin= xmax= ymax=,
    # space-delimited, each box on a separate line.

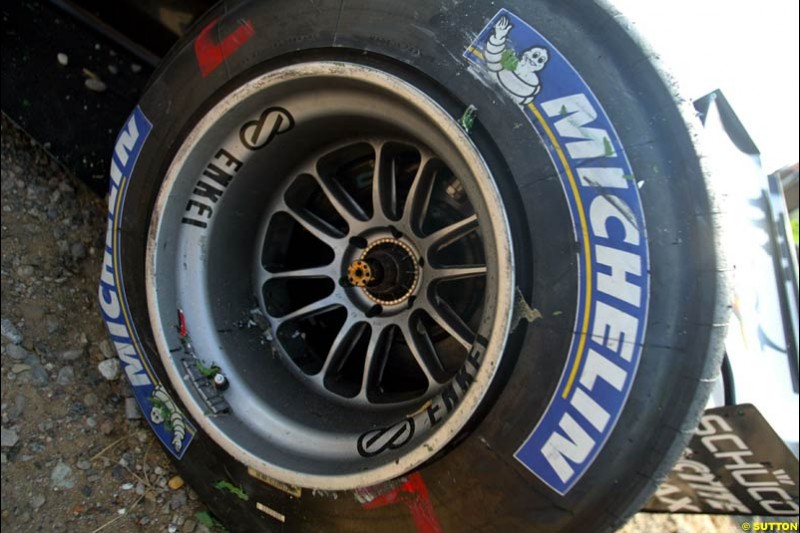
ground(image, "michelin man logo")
xmin=148 ymin=385 xmax=187 ymax=453
xmin=484 ymin=16 xmax=550 ymax=105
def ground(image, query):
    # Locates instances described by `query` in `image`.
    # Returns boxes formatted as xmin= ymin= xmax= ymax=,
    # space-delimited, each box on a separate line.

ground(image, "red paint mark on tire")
xmin=177 ymin=308 xmax=187 ymax=337
xmin=194 ymin=18 xmax=255 ymax=77
xmin=362 ymin=473 xmax=443 ymax=533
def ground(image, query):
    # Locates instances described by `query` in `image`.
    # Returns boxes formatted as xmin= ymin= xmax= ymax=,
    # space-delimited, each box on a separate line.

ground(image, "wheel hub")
xmin=356 ymin=238 xmax=419 ymax=306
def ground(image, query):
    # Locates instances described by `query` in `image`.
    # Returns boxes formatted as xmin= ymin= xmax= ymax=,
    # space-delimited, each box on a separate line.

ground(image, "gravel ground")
xmin=0 ymin=113 xmax=757 ymax=532
xmin=1 ymin=115 xmax=207 ymax=533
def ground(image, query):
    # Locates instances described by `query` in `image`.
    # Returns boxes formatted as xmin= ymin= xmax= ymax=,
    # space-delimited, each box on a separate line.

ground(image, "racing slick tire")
xmin=99 ymin=1 xmax=729 ymax=531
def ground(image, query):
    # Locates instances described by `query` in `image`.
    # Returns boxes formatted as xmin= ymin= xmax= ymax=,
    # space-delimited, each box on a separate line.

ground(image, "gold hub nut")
xmin=347 ymin=260 xmax=373 ymax=287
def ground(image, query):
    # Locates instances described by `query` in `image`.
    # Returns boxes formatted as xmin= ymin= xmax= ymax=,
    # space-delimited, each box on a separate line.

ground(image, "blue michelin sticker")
xmin=98 ymin=107 xmax=196 ymax=459
xmin=465 ymin=10 xmax=651 ymax=495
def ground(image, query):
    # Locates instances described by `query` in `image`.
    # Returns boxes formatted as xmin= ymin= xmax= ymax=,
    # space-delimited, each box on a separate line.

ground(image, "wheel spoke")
xmin=373 ymin=326 xmax=398 ymax=386
xmin=402 ymin=156 xmax=437 ymax=235
xmin=372 ymin=143 xmax=398 ymax=221
xmin=282 ymin=206 xmax=346 ymax=243
xmin=423 ymin=213 xmax=479 ymax=252
xmin=400 ymin=319 xmax=444 ymax=386
xmin=271 ymin=294 xmax=339 ymax=326
xmin=360 ymin=324 xmax=388 ymax=396
xmin=428 ymin=264 xmax=487 ymax=282
xmin=311 ymin=170 xmax=369 ymax=224
xmin=423 ymin=296 xmax=475 ymax=350
xmin=320 ymin=319 xmax=361 ymax=375
xmin=258 ymin=264 xmax=337 ymax=287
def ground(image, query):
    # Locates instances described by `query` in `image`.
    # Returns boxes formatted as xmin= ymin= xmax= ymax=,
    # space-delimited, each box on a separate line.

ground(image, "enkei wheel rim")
xmin=146 ymin=62 xmax=514 ymax=489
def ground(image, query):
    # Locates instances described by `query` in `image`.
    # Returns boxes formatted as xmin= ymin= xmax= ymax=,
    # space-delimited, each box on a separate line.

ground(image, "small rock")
xmin=30 ymin=494 xmax=46 ymax=509
xmin=1 ymin=428 xmax=20 ymax=448
xmin=57 ymin=366 xmax=75 ymax=385
xmin=70 ymin=242 xmax=86 ymax=261
xmin=69 ymin=402 xmax=86 ymax=416
xmin=12 ymin=363 xmax=31 ymax=374
xmin=168 ymin=525 xmax=179 ymax=533
xmin=99 ymin=419 xmax=114 ymax=435
xmin=76 ymin=460 xmax=91 ymax=470
xmin=24 ymin=354 xmax=49 ymax=386
xmin=57 ymin=53 xmax=68 ymax=66
xmin=170 ymin=491 xmax=187 ymax=510
xmin=59 ymin=348 xmax=84 ymax=361
xmin=108 ymin=64 xmax=119 ymax=75
xmin=121 ymin=482 xmax=134 ymax=491
xmin=10 ymin=395 xmax=26 ymax=419
xmin=83 ymin=393 xmax=98 ymax=407
xmin=97 ymin=358 xmax=120 ymax=380
xmin=6 ymin=344 xmax=29 ymax=360
xmin=1 ymin=318 xmax=23 ymax=344
xmin=44 ymin=316 xmax=61 ymax=334
xmin=111 ymin=464 xmax=125 ymax=480
xmin=98 ymin=339 xmax=115 ymax=358
xmin=45 ymin=318 xmax=60 ymax=334
xmin=125 ymin=397 xmax=142 ymax=420
xmin=51 ymin=461 xmax=76 ymax=489
xmin=84 ymin=78 xmax=107 ymax=92
xmin=167 ymin=475 xmax=185 ymax=490
xmin=131 ymin=63 xmax=142 ymax=73
xmin=135 ymin=482 xmax=145 ymax=496
xmin=182 ymin=518 xmax=197 ymax=533
xmin=17 ymin=265 xmax=34 ymax=278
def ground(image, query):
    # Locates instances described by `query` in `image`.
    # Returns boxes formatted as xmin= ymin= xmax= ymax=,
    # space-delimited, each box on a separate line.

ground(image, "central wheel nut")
xmin=347 ymin=260 xmax=374 ymax=287
xmin=356 ymin=238 xmax=420 ymax=306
